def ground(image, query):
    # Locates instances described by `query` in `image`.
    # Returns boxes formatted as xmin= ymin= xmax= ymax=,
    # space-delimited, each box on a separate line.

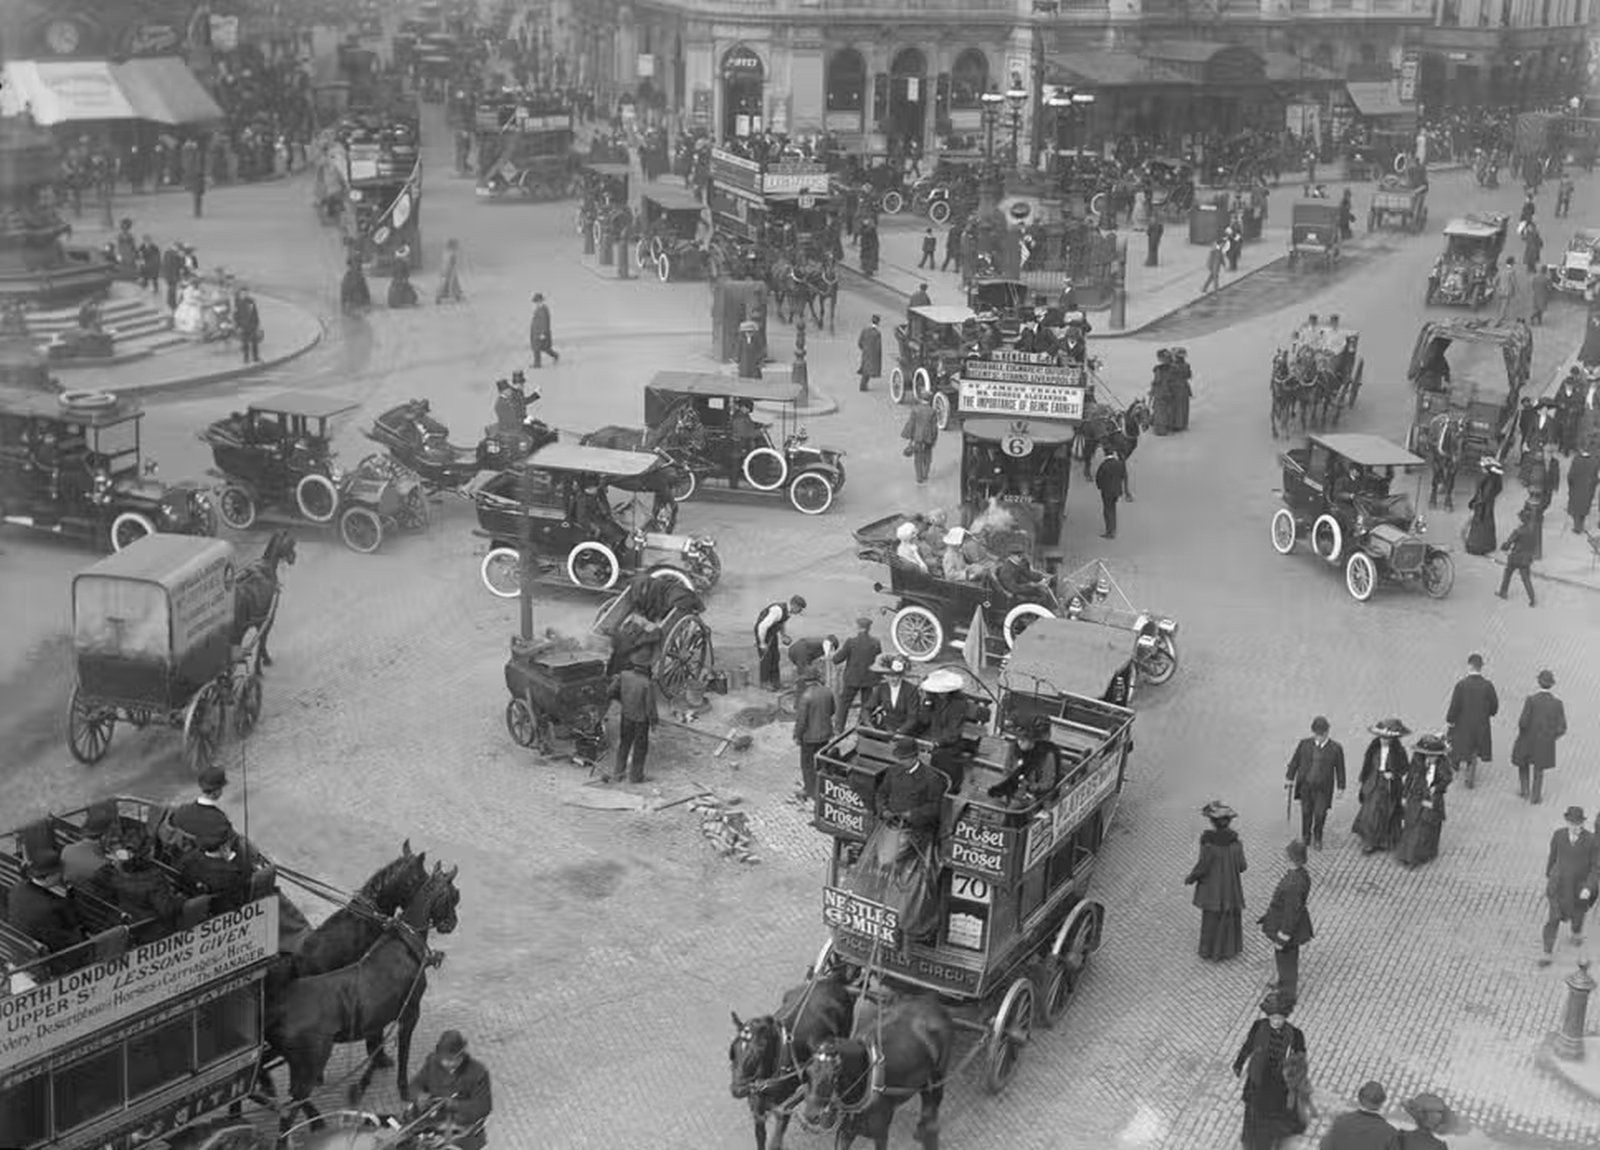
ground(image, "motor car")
xmin=1547 ymin=226 xmax=1600 ymax=298
xmin=889 ymin=304 xmax=978 ymax=412
xmin=1426 ymin=214 xmax=1509 ymax=307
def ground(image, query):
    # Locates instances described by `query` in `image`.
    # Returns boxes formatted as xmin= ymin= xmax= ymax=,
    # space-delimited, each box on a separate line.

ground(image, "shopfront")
xmin=721 ymin=43 xmax=764 ymax=140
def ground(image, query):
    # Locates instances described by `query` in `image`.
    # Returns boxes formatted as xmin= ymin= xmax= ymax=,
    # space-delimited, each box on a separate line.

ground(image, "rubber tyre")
xmin=295 ymin=473 xmax=339 ymax=523
xmin=880 ymin=189 xmax=904 ymax=215
xmin=787 ymin=471 xmax=835 ymax=515
xmin=1421 ymin=550 xmax=1455 ymax=599
xmin=928 ymin=199 xmax=952 ymax=225
xmin=668 ymin=469 xmax=697 ymax=502
xmin=1345 ymin=551 xmax=1377 ymax=601
xmin=67 ymin=683 xmax=115 ymax=765
xmin=635 ymin=239 xmax=650 ymax=269
xmin=480 ymin=547 xmax=521 ymax=598
xmin=1003 ymin=603 xmax=1053 ymax=649
xmin=338 ymin=505 xmax=384 ymax=554
xmin=912 ymin=366 xmax=933 ymax=399
xmin=932 ymin=392 xmax=953 ymax=431
xmin=1311 ymin=514 xmax=1343 ymax=564
xmin=1270 ymin=508 xmax=1297 ymax=554
xmin=657 ymin=253 xmax=672 ymax=282
xmin=891 ymin=604 xmax=944 ymax=662
xmin=566 ymin=540 xmax=621 ymax=590
xmin=110 ymin=510 xmax=155 ymax=552
xmin=742 ymin=446 xmax=788 ymax=491
xmin=1138 ymin=634 xmax=1179 ymax=685
xmin=505 ymin=697 xmax=538 ymax=748
xmin=218 ymin=484 xmax=257 ymax=530
xmin=648 ymin=567 xmax=694 ymax=590
xmin=888 ymin=366 xmax=907 ymax=404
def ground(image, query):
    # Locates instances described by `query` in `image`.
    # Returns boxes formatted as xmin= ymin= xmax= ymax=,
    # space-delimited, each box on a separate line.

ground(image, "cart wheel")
xmin=183 ymin=681 xmax=226 ymax=773
xmin=481 ymin=547 xmax=522 ymax=598
xmin=1421 ymin=550 xmax=1455 ymax=599
xmin=567 ymin=540 xmax=621 ymax=590
xmin=217 ymin=484 xmax=258 ymax=530
xmin=880 ymin=189 xmax=904 ymax=215
xmin=397 ymin=486 xmax=429 ymax=532
xmin=911 ymin=367 xmax=934 ymax=399
xmin=985 ymin=977 xmax=1034 ymax=1094
xmin=657 ymin=614 xmax=712 ymax=699
xmin=742 ymin=447 xmax=789 ymax=491
xmin=891 ymin=604 xmax=944 ymax=662
xmin=1029 ymin=958 xmax=1071 ymax=1029
xmin=648 ymin=567 xmax=694 ymax=590
xmin=232 ymin=673 xmax=263 ymax=737
xmin=505 ymin=697 xmax=539 ymax=748
xmin=1344 ymin=551 xmax=1377 ymax=602
xmin=1310 ymin=514 xmax=1343 ymax=564
xmin=1003 ymin=603 xmax=1053 ymax=649
xmin=295 ymin=473 xmax=339 ymax=523
xmin=110 ymin=511 xmax=156 ymax=552
xmin=338 ymin=505 xmax=384 ymax=554
xmin=1137 ymin=634 xmax=1179 ymax=685
xmin=928 ymin=199 xmax=952 ymax=226
xmin=888 ymin=367 xmax=907 ymax=404
xmin=657 ymin=253 xmax=673 ymax=283
xmin=931 ymin=392 xmax=952 ymax=431
xmin=67 ymin=684 xmax=115 ymax=765
xmin=787 ymin=471 xmax=835 ymax=516
xmin=668 ymin=468 xmax=697 ymax=502
xmin=1270 ymin=508 xmax=1297 ymax=554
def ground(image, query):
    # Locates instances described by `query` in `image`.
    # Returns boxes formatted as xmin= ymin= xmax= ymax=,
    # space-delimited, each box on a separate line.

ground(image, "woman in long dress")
xmin=1232 ymin=994 xmax=1308 ymax=1150
xmin=1396 ymin=734 xmax=1453 ymax=868
xmin=1184 ymin=801 xmax=1247 ymax=960
xmin=1352 ymin=718 xmax=1411 ymax=853
xmin=1463 ymin=458 xmax=1504 ymax=555
xmin=171 ymin=281 xmax=205 ymax=335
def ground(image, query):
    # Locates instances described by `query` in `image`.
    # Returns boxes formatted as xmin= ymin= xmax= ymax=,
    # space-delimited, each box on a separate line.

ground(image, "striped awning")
xmin=0 ymin=60 xmax=140 ymax=124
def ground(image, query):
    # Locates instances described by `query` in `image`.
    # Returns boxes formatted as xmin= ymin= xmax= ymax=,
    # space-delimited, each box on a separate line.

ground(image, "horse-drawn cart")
xmin=1287 ymin=200 xmax=1342 ymax=269
xmin=1406 ymin=319 xmax=1531 ymax=488
xmin=591 ymin=570 xmax=714 ymax=700
xmin=1269 ymin=317 xmax=1364 ymax=437
xmin=1367 ymin=176 xmax=1428 ymax=233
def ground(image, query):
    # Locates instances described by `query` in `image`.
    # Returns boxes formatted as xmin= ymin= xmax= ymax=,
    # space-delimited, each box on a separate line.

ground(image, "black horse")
xmin=261 ymin=862 xmax=461 ymax=1133
xmin=1425 ymin=413 xmax=1468 ymax=511
xmin=729 ymin=970 xmax=856 ymax=1150
xmin=798 ymin=995 xmax=955 ymax=1150
xmin=1079 ymin=399 xmax=1149 ymax=479
xmin=233 ymin=528 xmax=295 ymax=667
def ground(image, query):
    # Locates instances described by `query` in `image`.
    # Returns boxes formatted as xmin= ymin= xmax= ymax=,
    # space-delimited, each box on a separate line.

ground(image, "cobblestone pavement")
xmin=4 ymin=109 xmax=1600 ymax=1149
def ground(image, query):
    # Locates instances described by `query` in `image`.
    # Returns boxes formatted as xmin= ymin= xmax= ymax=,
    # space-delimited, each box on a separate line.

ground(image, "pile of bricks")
xmin=690 ymin=795 xmax=761 ymax=864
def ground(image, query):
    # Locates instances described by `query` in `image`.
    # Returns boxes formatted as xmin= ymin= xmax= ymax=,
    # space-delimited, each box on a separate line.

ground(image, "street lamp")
xmin=1005 ymin=84 xmax=1028 ymax=166
xmin=1044 ymin=88 xmax=1073 ymax=158
xmin=980 ymin=88 xmax=1004 ymax=162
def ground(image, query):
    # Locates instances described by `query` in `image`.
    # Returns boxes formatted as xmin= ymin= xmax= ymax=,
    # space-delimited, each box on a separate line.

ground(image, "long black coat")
xmin=1285 ymin=736 xmax=1347 ymax=800
xmin=1258 ymin=866 xmax=1313 ymax=947
xmin=1547 ymin=827 xmax=1600 ymax=921
xmin=856 ymin=324 xmax=882 ymax=378
xmin=1512 ymin=690 xmax=1567 ymax=771
xmin=1185 ymin=827 xmax=1247 ymax=911
xmin=1445 ymin=672 xmax=1499 ymax=762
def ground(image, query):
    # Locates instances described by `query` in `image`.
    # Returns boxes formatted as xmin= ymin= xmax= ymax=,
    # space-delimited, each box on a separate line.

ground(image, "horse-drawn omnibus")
xmin=473 ymin=94 xmax=576 ymax=202
xmin=1406 ymin=319 xmax=1531 ymax=469
xmin=334 ymin=111 xmax=423 ymax=274
xmin=706 ymin=147 xmax=837 ymax=271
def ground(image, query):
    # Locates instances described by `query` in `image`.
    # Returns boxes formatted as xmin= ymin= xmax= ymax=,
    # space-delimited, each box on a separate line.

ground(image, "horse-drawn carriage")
xmin=1269 ymin=317 xmax=1364 ymax=437
xmin=1287 ymin=200 xmax=1342 ymax=268
xmin=1406 ymin=319 xmax=1531 ymax=505
xmin=67 ymin=534 xmax=267 ymax=771
xmin=1367 ymin=175 xmax=1428 ymax=233
xmin=575 ymin=160 xmax=630 ymax=246
xmin=634 ymin=188 xmax=711 ymax=282
xmin=364 ymin=397 xmax=559 ymax=495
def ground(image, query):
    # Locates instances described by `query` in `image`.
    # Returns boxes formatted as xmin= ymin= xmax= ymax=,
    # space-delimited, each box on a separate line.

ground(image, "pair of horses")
xmin=1268 ymin=346 xmax=1353 ymax=439
xmin=768 ymin=254 xmax=839 ymax=330
xmin=729 ymin=967 xmax=955 ymax=1150
xmin=257 ymin=842 xmax=462 ymax=1135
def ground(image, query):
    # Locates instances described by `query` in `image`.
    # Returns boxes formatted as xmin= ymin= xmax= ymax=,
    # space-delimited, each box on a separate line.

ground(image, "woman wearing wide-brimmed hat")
xmin=1352 ymin=718 xmax=1411 ymax=854
xmin=1231 ymin=993 xmax=1308 ymax=1150
xmin=1397 ymin=734 xmax=1454 ymax=868
xmin=1464 ymin=455 xmax=1504 ymax=555
xmin=1399 ymin=1091 xmax=1454 ymax=1148
xmin=1184 ymin=801 xmax=1248 ymax=960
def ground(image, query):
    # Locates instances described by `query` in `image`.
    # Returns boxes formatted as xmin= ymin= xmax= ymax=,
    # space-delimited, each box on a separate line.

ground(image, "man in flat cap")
xmin=411 ymin=1030 xmax=493 ymax=1150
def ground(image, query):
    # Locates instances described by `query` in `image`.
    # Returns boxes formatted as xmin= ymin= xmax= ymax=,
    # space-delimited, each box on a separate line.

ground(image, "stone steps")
xmin=25 ymin=287 xmax=199 ymax=368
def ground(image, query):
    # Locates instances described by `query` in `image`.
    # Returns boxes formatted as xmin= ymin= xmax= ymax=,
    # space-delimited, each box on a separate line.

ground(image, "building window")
xmin=1500 ymin=0 xmax=1511 ymax=24
xmin=1312 ymin=42 xmax=1335 ymax=69
xmin=1438 ymin=0 xmax=1460 ymax=25
xmin=825 ymin=48 xmax=866 ymax=113
xmin=950 ymin=48 xmax=989 ymax=109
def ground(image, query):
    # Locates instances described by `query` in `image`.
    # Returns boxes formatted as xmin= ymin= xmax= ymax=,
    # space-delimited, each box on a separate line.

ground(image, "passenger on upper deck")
xmin=990 ymin=715 xmax=1063 ymax=806
xmin=6 ymin=853 xmax=88 ymax=975
xmin=179 ymin=830 xmax=253 ymax=913
xmin=171 ymin=767 xmax=234 ymax=844
xmin=61 ymin=800 xmax=119 ymax=888
xmin=109 ymin=824 xmax=183 ymax=926
xmin=899 ymin=667 xmax=985 ymax=795
xmin=874 ymin=737 xmax=946 ymax=843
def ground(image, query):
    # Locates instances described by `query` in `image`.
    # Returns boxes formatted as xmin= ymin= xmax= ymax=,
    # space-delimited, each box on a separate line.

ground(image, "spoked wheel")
xmin=1310 ymin=514 xmax=1343 ymax=564
xmin=217 ymin=484 xmax=258 ymax=530
xmin=67 ymin=684 xmax=116 ymax=765
xmin=657 ymin=614 xmax=712 ymax=699
xmin=928 ymin=199 xmax=952 ymax=226
xmin=110 ymin=511 xmax=155 ymax=552
xmin=787 ymin=471 xmax=835 ymax=515
xmin=985 ymin=977 xmax=1035 ymax=1094
xmin=295 ymin=473 xmax=339 ymax=523
xmin=1270 ymin=509 xmax=1297 ymax=554
xmin=888 ymin=366 xmax=907 ymax=404
xmin=667 ymin=468 xmax=697 ymax=502
xmin=742 ymin=447 xmax=789 ymax=491
xmin=183 ymin=681 xmax=226 ymax=773
xmin=481 ymin=547 xmax=522 ymax=598
xmin=567 ymin=541 xmax=621 ymax=590
xmin=505 ymin=697 xmax=539 ymax=748
xmin=891 ymin=605 xmax=944 ymax=662
xmin=338 ymin=505 xmax=385 ymax=554
xmin=932 ymin=392 xmax=953 ymax=431
xmin=1030 ymin=957 xmax=1071 ymax=1029
xmin=1137 ymin=634 xmax=1179 ymax=685
xmin=1003 ymin=603 xmax=1053 ymax=649
xmin=880 ymin=189 xmax=905 ymax=215
xmin=1421 ymin=550 xmax=1455 ymax=599
xmin=231 ymin=673 xmax=263 ymax=737
xmin=1345 ymin=551 xmax=1377 ymax=602
xmin=397 ymin=487 xmax=429 ymax=531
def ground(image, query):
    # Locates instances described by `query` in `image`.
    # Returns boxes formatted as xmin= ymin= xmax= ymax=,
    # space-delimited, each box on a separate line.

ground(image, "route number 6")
xmin=951 ymin=874 xmax=992 ymax=904
xmin=1002 ymin=434 xmax=1034 ymax=458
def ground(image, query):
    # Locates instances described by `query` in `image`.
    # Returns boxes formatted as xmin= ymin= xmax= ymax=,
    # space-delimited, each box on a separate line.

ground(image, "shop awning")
xmin=1044 ymin=52 xmax=1193 ymax=89
xmin=112 ymin=57 xmax=223 ymax=125
xmin=1345 ymin=81 xmax=1414 ymax=119
xmin=0 ymin=60 xmax=140 ymax=124
xmin=1262 ymin=53 xmax=1345 ymax=85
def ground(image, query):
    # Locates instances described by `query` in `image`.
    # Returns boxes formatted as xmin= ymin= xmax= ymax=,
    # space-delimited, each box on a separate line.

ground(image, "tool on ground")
xmin=658 ymin=715 xmax=754 ymax=753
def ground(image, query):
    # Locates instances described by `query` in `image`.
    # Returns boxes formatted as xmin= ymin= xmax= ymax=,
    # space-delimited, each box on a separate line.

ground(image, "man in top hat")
xmin=832 ymin=617 xmax=883 ymax=734
xmin=608 ymin=654 xmax=658 ymax=785
xmin=172 ymin=767 xmax=234 ymax=844
xmin=1285 ymin=716 xmax=1347 ymax=851
xmin=410 ymin=1030 xmax=492 ymax=1150
xmin=867 ymin=655 xmax=920 ymax=731
xmin=1258 ymin=840 xmax=1314 ymax=1006
xmin=1511 ymin=669 xmax=1566 ymax=803
xmin=5 ymin=852 xmax=88 ymax=975
xmin=1541 ymin=804 xmax=1600 ymax=963
xmin=528 ymin=292 xmax=558 ymax=366
xmin=1318 ymin=1081 xmax=1400 ymax=1150
xmin=792 ymin=666 xmax=836 ymax=803
xmin=1445 ymin=653 xmax=1499 ymax=789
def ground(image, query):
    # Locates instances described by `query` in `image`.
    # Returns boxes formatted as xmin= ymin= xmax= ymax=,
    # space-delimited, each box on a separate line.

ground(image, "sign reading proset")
xmin=823 ymin=888 xmax=899 ymax=945
xmin=813 ymin=774 xmax=872 ymax=840
xmin=0 ymin=897 xmax=279 ymax=1073
xmin=959 ymin=378 xmax=1085 ymax=420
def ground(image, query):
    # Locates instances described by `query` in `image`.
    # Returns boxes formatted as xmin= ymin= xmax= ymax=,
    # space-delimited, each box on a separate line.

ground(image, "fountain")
xmin=0 ymin=113 xmax=116 ymax=306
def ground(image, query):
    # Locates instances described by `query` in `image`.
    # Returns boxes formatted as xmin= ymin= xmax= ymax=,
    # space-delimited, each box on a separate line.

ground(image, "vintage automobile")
xmin=1547 ymin=226 xmax=1600 ymax=298
xmin=999 ymin=616 xmax=1138 ymax=709
xmin=473 ymin=443 xmax=720 ymax=597
xmin=0 ymin=389 xmax=215 ymax=552
xmin=1271 ymin=432 xmax=1455 ymax=602
xmin=889 ymin=304 xmax=977 ymax=408
xmin=1426 ymin=214 xmax=1509 ymax=307
xmin=635 ymin=188 xmax=712 ymax=282
xmin=1367 ymin=175 xmax=1428 ymax=233
xmin=202 ymin=392 xmax=429 ymax=554
xmin=1287 ymin=200 xmax=1341 ymax=268
xmin=583 ymin=373 xmax=847 ymax=515
xmin=1052 ymin=559 xmax=1179 ymax=690
xmin=363 ymin=397 xmax=559 ymax=494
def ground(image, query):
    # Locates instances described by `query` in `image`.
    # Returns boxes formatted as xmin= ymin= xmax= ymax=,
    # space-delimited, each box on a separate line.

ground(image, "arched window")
xmin=826 ymin=48 xmax=866 ymax=113
xmin=950 ymin=49 xmax=989 ymax=110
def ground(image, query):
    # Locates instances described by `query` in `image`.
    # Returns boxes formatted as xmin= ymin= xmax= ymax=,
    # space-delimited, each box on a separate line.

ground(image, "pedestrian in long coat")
xmin=1232 ymin=993 xmax=1307 ymax=1150
xmin=737 ymin=321 xmax=763 ymax=380
xmin=1540 ymin=805 xmax=1600 ymax=962
xmin=1396 ymin=734 xmax=1452 ymax=868
xmin=1511 ymin=669 xmax=1566 ymax=803
xmin=1184 ymin=801 xmax=1247 ymax=960
xmin=1171 ymin=348 xmax=1194 ymax=430
xmin=1258 ymin=840 xmax=1313 ymax=1004
xmin=901 ymin=393 xmax=938 ymax=484
xmin=1445 ymin=653 xmax=1498 ymax=788
xmin=1464 ymin=457 xmax=1504 ymax=554
xmin=1149 ymin=350 xmax=1175 ymax=434
xmin=1568 ymin=442 xmax=1600 ymax=531
xmin=1523 ymin=222 xmax=1544 ymax=273
xmin=1531 ymin=265 xmax=1551 ymax=324
xmin=1556 ymin=370 xmax=1587 ymax=454
xmin=1352 ymin=718 xmax=1410 ymax=853
xmin=793 ymin=669 xmax=836 ymax=803
xmin=857 ymin=315 xmax=882 ymax=392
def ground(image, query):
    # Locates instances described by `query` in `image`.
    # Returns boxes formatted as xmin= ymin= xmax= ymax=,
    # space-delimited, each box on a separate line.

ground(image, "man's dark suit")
xmin=1545 ymin=826 xmax=1600 ymax=951
xmin=1445 ymin=672 xmax=1499 ymax=770
xmin=1285 ymin=736 xmax=1347 ymax=847
xmin=832 ymin=633 xmax=883 ymax=733
xmin=1259 ymin=865 xmax=1314 ymax=1003
xmin=1317 ymin=1108 xmax=1401 ymax=1150
xmin=866 ymin=678 xmax=920 ymax=732
xmin=1512 ymin=689 xmax=1567 ymax=802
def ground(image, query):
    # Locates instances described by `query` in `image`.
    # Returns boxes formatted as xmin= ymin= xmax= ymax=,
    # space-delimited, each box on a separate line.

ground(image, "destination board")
xmin=987 ymin=349 xmax=1058 ymax=365
xmin=964 ymin=360 xmax=1079 ymax=386
xmin=762 ymin=168 xmax=830 ymax=195
xmin=959 ymin=379 xmax=1085 ymax=420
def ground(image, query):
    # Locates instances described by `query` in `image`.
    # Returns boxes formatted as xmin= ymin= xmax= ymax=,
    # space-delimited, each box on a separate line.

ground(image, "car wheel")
xmin=1003 ymin=603 xmax=1053 ymax=649
xmin=787 ymin=471 xmax=835 ymax=515
xmin=881 ymin=190 xmax=904 ymax=215
xmin=912 ymin=367 xmax=933 ymax=399
xmin=110 ymin=511 xmax=155 ymax=552
xmin=891 ymin=604 xmax=944 ymax=662
xmin=1310 ymin=513 xmax=1343 ymax=564
xmin=567 ymin=540 xmax=621 ymax=590
xmin=742 ymin=446 xmax=789 ymax=491
xmin=1421 ymin=550 xmax=1455 ymax=599
xmin=295 ymin=473 xmax=339 ymax=523
xmin=480 ymin=547 xmax=522 ymax=598
xmin=218 ymin=484 xmax=257 ymax=530
xmin=1137 ymin=634 xmax=1179 ymax=685
xmin=668 ymin=468 xmax=697 ymax=502
xmin=1270 ymin=508 xmax=1297 ymax=554
xmin=888 ymin=366 xmax=907 ymax=404
xmin=932 ymin=392 xmax=953 ymax=431
xmin=929 ymin=199 xmax=951 ymax=225
xmin=657 ymin=253 xmax=672 ymax=282
xmin=1345 ymin=551 xmax=1377 ymax=601
xmin=338 ymin=505 xmax=384 ymax=554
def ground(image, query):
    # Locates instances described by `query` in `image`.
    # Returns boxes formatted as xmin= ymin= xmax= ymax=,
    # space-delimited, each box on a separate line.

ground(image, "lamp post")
xmin=981 ymin=88 xmax=1004 ymax=163
xmin=1005 ymin=84 xmax=1028 ymax=167
xmin=1044 ymin=89 xmax=1073 ymax=162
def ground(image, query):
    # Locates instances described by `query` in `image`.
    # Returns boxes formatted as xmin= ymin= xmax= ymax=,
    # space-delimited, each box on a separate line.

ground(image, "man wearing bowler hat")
xmin=1285 ymin=716 xmax=1346 ymax=850
xmin=528 ymin=292 xmax=558 ymax=367
xmin=172 ymin=767 xmax=234 ymax=843
xmin=410 ymin=1030 xmax=492 ymax=1150
xmin=1318 ymin=1080 xmax=1400 ymax=1150
xmin=1512 ymin=669 xmax=1566 ymax=803
xmin=1541 ymin=805 xmax=1599 ymax=963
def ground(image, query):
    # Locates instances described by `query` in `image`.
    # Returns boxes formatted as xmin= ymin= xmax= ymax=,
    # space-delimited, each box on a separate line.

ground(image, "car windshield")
xmin=1445 ymin=234 xmax=1492 ymax=259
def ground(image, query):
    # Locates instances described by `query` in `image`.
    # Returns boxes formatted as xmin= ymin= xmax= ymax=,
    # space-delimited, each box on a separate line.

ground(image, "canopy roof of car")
xmin=1291 ymin=200 xmax=1340 ymax=220
xmin=0 ymin=390 xmax=142 ymax=426
xmin=73 ymin=533 xmax=237 ymax=592
xmin=910 ymin=305 xmax=977 ymax=326
xmin=1309 ymin=433 xmax=1424 ymax=468
xmin=647 ymin=371 xmax=803 ymax=406
xmin=1568 ymin=227 xmax=1600 ymax=247
xmin=520 ymin=441 xmax=662 ymax=478
xmin=1442 ymin=214 xmax=1507 ymax=237
xmin=247 ymin=392 xmax=360 ymax=420
xmin=1000 ymin=618 xmax=1133 ymax=699
xmin=642 ymin=187 xmax=705 ymax=212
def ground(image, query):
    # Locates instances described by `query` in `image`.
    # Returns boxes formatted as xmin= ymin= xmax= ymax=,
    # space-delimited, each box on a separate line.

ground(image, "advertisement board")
xmin=958 ymin=378 xmax=1085 ymax=420
xmin=823 ymin=888 xmax=899 ymax=946
xmin=1022 ymin=759 xmax=1120 ymax=871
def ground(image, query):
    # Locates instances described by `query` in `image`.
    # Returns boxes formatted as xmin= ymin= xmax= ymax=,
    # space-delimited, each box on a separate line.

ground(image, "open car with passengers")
xmin=1427 ymin=214 xmax=1509 ymax=308
xmin=1271 ymin=432 xmax=1455 ymax=602
xmin=1547 ymin=226 xmax=1600 ymax=298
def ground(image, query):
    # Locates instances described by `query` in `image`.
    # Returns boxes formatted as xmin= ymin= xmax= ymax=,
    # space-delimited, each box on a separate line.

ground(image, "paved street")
xmin=5 ymin=105 xmax=1600 ymax=1149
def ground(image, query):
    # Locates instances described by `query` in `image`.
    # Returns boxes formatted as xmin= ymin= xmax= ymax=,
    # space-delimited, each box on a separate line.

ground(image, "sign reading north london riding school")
xmin=0 ymin=897 xmax=279 ymax=1073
